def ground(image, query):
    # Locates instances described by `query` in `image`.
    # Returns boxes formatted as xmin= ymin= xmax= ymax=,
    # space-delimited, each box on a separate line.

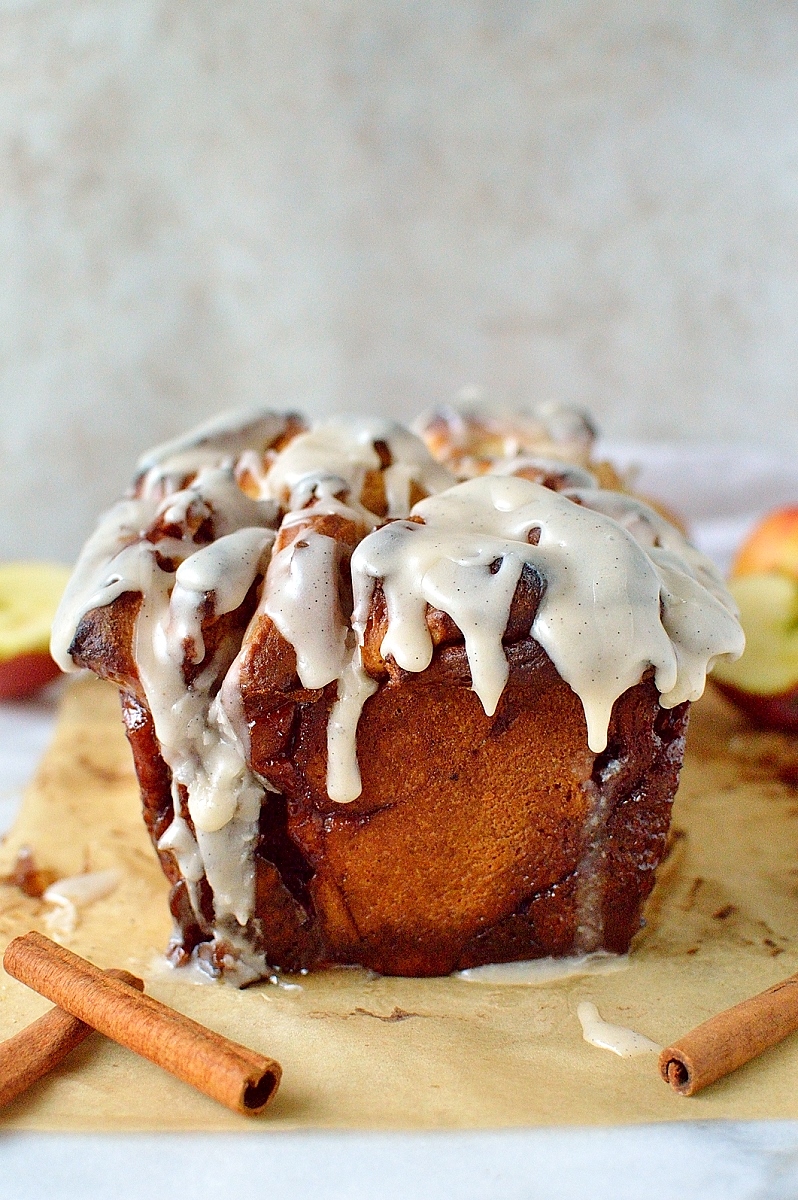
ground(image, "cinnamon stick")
xmin=0 ymin=969 xmax=143 ymax=1108
xmin=3 ymin=932 xmax=282 ymax=1115
xmin=659 ymin=971 xmax=798 ymax=1095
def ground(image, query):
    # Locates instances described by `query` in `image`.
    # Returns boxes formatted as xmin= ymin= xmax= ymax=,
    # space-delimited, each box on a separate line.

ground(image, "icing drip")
xmin=566 ymin=488 xmax=745 ymax=708
xmin=281 ymin=476 xmax=382 ymax=532
xmin=414 ymin=399 xmax=597 ymax=470
xmin=43 ymin=869 xmax=120 ymax=939
xmin=565 ymin=489 xmax=732 ymax=608
xmin=157 ymin=814 xmax=204 ymax=883
xmin=326 ymin=648 xmax=379 ymax=803
xmin=136 ymin=408 xmax=300 ymax=495
xmin=53 ymin=407 xmax=746 ymax=979
xmin=327 ymin=474 xmax=743 ymax=800
xmin=153 ymin=465 xmax=279 ymax=537
xmin=52 ymin=453 xmax=282 ymax=932
xmin=120 ymin=551 xmax=265 ymax=923
xmin=169 ymin=527 xmax=275 ymax=666
xmin=455 ymin=951 xmax=627 ymax=985
xmin=577 ymin=1001 xmax=661 ymax=1057
xmin=264 ymin=421 xmax=378 ymax=500
xmin=382 ymin=462 xmax=417 ymax=517
xmin=144 ymin=527 xmax=271 ymax=919
xmin=264 ymin=530 xmax=349 ymax=690
xmin=263 ymin=417 xmax=453 ymax=514
xmin=50 ymin=496 xmax=160 ymax=671
xmin=535 ymin=400 xmax=596 ymax=454
xmin=492 ymin=455 xmax=598 ymax=489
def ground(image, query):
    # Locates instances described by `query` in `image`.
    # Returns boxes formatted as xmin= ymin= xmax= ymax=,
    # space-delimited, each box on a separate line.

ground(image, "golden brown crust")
xmin=68 ymin=417 xmax=691 ymax=979
xmin=70 ymin=579 xmax=262 ymax=696
xmin=233 ymin=598 xmax=687 ymax=974
xmin=90 ymin=503 xmax=688 ymax=977
xmin=70 ymin=593 xmax=143 ymax=694
xmin=283 ymin=646 xmax=597 ymax=974
xmin=118 ymin=602 xmax=687 ymax=977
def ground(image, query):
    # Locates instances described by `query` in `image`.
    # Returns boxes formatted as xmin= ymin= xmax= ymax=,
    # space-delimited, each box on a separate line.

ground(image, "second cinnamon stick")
xmin=660 ymin=971 xmax=798 ymax=1095
xmin=0 ymin=969 xmax=143 ymax=1109
xmin=3 ymin=932 xmax=281 ymax=1115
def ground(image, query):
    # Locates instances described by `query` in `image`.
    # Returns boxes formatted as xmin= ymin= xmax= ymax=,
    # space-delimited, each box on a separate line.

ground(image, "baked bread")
xmin=413 ymin=398 xmax=626 ymax=491
xmin=52 ymin=407 xmax=744 ymax=982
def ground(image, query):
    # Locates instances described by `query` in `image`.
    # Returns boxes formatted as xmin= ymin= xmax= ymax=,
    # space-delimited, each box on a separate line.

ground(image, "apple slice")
xmin=0 ymin=562 xmax=72 ymax=700
xmin=712 ymin=573 xmax=798 ymax=729
xmin=711 ymin=506 xmax=798 ymax=731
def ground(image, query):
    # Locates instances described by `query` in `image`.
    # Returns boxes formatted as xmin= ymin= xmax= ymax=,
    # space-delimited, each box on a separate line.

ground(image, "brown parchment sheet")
xmin=2 ymin=674 xmax=798 ymax=1131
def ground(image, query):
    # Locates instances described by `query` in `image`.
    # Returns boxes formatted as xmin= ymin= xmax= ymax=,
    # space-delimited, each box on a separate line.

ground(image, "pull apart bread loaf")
xmin=51 ymin=406 xmax=744 ymax=982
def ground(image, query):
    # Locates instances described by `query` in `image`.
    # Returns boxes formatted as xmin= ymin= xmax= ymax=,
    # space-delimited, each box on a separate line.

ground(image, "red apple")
xmin=731 ymin=507 xmax=798 ymax=578
xmin=712 ymin=508 xmax=798 ymax=731
xmin=0 ymin=563 xmax=72 ymax=700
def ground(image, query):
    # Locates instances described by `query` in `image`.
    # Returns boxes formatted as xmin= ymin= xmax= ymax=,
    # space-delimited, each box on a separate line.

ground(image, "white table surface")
xmin=2 ymin=444 xmax=798 ymax=1200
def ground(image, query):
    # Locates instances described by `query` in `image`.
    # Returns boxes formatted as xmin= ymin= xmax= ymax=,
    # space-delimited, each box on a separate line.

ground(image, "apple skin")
xmin=0 ymin=563 xmax=72 ymax=702
xmin=712 ymin=679 xmax=798 ymax=733
xmin=733 ymin=506 xmax=798 ymax=578
xmin=0 ymin=651 xmax=61 ymax=701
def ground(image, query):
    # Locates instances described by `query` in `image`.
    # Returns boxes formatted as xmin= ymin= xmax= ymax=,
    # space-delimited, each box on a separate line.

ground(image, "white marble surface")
xmin=1 ymin=444 xmax=798 ymax=1197
xmin=2 ymin=2 xmax=798 ymax=562
xmin=3 ymin=1124 xmax=798 ymax=1200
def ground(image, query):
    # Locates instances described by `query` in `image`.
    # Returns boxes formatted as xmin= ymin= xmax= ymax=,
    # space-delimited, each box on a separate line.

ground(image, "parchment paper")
xmin=2 ymin=673 xmax=798 ymax=1131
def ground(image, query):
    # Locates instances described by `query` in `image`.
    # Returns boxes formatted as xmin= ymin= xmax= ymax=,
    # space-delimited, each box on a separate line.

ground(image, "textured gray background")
xmin=1 ymin=1 xmax=797 ymax=559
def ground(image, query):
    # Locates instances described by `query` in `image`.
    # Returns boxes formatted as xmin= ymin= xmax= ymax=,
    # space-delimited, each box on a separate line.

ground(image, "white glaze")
xmin=414 ymin=399 xmax=597 ymax=467
xmin=145 ymin=949 xmax=221 ymax=986
xmin=169 ymin=527 xmax=274 ymax=665
xmin=333 ymin=475 xmax=743 ymax=799
xmin=54 ymin=410 xmax=745 ymax=979
xmin=577 ymin=1001 xmax=662 ymax=1057
xmin=157 ymin=814 xmax=204 ymax=884
xmin=492 ymin=455 xmax=598 ymax=489
xmin=136 ymin=407 xmax=298 ymax=494
xmin=281 ymin=476 xmax=383 ymax=533
xmin=262 ymin=416 xmax=453 ymax=512
xmin=52 ymin=436 xmax=284 ymax=936
xmin=264 ymin=530 xmax=349 ymax=690
xmin=43 ymin=869 xmax=120 ymax=938
xmin=155 ymin=465 xmax=279 ymax=538
xmin=50 ymin=496 xmax=160 ymax=671
xmin=455 ymin=952 xmax=628 ymax=985
xmin=326 ymin=647 xmax=379 ymax=802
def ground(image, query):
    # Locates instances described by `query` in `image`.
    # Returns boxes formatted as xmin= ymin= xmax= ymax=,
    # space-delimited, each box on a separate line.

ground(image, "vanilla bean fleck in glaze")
xmin=577 ymin=1001 xmax=662 ymax=1057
